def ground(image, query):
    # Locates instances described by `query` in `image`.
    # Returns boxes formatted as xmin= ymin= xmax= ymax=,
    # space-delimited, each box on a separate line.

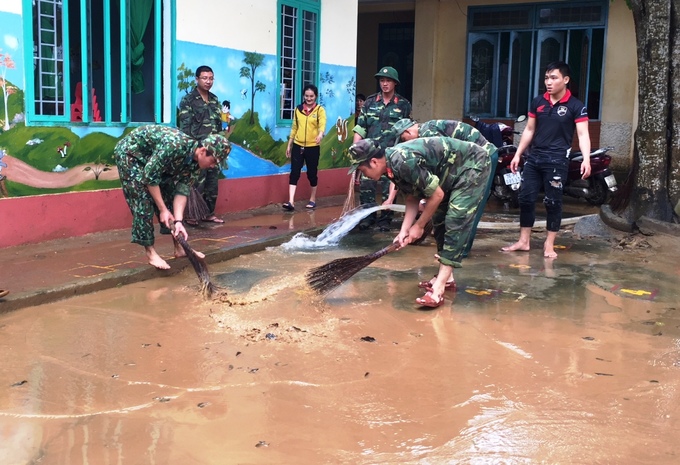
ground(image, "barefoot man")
xmin=114 ymin=125 xmax=230 ymax=269
xmin=501 ymin=61 xmax=590 ymax=258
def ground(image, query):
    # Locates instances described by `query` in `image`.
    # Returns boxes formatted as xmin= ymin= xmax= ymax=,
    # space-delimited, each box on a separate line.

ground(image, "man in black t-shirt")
xmin=501 ymin=61 xmax=591 ymax=258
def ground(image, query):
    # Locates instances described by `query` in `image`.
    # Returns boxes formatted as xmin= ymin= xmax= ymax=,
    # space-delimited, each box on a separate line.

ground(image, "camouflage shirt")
xmin=114 ymin=125 xmax=201 ymax=197
xmin=353 ymin=92 xmax=412 ymax=139
xmin=178 ymin=87 xmax=222 ymax=141
xmin=419 ymin=120 xmax=497 ymax=157
xmin=385 ymin=137 xmax=490 ymax=198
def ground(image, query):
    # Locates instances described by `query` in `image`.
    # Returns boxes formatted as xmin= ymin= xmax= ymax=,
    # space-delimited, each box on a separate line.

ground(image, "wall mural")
xmin=0 ymin=10 xmax=355 ymax=199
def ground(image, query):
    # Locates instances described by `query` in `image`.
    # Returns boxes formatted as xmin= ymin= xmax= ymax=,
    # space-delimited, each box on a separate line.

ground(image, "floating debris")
xmin=11 ymin=380 xmax=27 ymax=387
xmin=197 ymin=402 xmax=211 ymax=408
xmin=255 ymin=441 xmax=269 ymax=448
xmin=360 ymin=336 xmax=376 ymax=343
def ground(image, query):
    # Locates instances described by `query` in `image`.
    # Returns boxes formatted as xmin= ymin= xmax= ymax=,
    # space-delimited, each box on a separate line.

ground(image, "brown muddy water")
xmin=1 ymin=220 xmax=680 ymax=464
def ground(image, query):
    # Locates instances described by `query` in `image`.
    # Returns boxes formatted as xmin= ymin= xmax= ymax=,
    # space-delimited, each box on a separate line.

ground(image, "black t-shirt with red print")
xmin=528 ymin=89 xmax=588 ymax=159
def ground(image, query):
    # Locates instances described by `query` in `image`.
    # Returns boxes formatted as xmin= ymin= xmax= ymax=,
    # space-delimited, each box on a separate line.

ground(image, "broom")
xmin=185 ymin=186 xmax=211 ymax=224
xmin=170 ymin=223 xmax=220 ymax=299
xmin=306 ymin=242 xmax=401 ymax=295
xmin=341 ymin=172 xmax=359 ymax=216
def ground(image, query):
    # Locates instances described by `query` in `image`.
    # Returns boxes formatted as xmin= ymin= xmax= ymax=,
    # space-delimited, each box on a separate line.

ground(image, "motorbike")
xmin=564 ymin=146 xmax=618 ymax=205
xmin=471 ymin=116 xmax=524 ymax=207
xmin=471 ymin=116 xmax=618 ymax=206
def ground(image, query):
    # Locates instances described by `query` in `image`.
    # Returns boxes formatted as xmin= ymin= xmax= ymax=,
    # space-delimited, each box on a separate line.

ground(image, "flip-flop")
xmin=201 ymin=216 xmax=224 ymax=224
xmin=185 ymin=219 xmax=199 ymax=226
xmin=416 ymin=290 xmax=444 ymax=308
xmin=305 ymin=201 xmax=316 ymax=209
xmin=282 ymin=202 xmax=295 ymax=211
xmin=418 ymin=275 xmax=456 ymax=290
xmin=0 ymin=289 xmax=9 ymax=298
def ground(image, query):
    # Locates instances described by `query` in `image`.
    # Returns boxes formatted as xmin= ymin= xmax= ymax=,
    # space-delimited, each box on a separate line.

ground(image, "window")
xmin=24 ymin=0 xmax=175 ymax=125
xmin=466 ymin=1 xmax=606 ymax=120
xmin=277 ymin=0 xmax=319 ymax=122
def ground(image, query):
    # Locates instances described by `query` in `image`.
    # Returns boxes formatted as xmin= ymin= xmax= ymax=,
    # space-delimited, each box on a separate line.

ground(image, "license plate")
xmin=604 ymin=174 xmax=617 ymax=188
xmin=503 ymin=172 xmax=522 ymax=186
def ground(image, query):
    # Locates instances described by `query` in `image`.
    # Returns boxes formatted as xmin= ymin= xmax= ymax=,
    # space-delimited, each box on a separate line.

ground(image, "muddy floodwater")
xmin=1 ymin=219 xmax=680 ymax=464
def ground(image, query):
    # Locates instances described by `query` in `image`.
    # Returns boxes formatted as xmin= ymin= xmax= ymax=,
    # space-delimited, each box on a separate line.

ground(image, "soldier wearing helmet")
xmin=352 ymin=66 xmax=412 ymax=231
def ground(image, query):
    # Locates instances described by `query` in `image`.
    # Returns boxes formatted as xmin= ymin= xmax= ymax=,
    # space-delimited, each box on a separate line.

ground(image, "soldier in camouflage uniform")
xmin=178 ymin=65 xmax=224 ymax=225
xmin=382 ymin=118 xmax=499 ymax=258
xmin=352 ymin=66 xmax=411 ymax=231
xmin=114 ymin=125 xmax=230 ymax=270
xmin=348 ymin=137 xmax=492 ymax=308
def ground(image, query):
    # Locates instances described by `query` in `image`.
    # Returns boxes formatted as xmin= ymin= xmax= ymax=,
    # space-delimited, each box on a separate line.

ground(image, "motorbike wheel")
xmin=586 ymin=178 xmax=609 ymax=205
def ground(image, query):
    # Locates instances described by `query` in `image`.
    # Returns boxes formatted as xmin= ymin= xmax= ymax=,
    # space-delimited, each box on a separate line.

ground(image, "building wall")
xmin=0 ymin=0 xmax=358 ymax=247
xmin=410 ymin=0 xmax=637 ymax=168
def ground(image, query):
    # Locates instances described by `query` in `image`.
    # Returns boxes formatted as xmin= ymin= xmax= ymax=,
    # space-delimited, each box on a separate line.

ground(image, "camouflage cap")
xmin=347 ymin=139 xmax=384 ymax=174
xmin=201 ymin=133 xmax=231 ymax=165
xmin=374 ymin=66 xmax=400 ymax=85
xmin=391 ymin=118 xmax=416 ymax=138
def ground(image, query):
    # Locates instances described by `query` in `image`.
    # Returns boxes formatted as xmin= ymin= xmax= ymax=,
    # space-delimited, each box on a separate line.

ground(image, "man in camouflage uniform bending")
xmin=178 ymin=65 xmax=224 ymax=225
xmin=114 ymin=125 xmax=230 ymax=270
xmin=348 ymin=137 xmax=492 ymax=308
xmin=383 ymin=118 xmax=499 ymax=259
xmin=352 ymin=66 xmax=411 ymax=231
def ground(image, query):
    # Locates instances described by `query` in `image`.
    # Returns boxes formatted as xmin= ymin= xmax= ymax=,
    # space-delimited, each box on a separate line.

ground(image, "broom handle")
xmin=367 ymin=242 xmax=401 ymax=260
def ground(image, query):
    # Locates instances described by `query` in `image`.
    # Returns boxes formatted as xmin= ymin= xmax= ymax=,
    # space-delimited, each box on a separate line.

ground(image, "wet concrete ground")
xmin=1 ymin=199 xmax=680 ymax=464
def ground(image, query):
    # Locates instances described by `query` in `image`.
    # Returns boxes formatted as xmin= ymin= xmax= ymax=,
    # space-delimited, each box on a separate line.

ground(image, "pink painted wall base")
xmin=0 ymin=169 xmax=350 ymax=247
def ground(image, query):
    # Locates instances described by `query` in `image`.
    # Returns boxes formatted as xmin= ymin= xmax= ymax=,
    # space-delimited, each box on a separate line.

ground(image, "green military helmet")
xmin=374 ymin=66 xmax=400 ymax=85
xmin=347 ymin=139 xmax=384 ymax=174
xmin=202 ymin=133 xmax=231 ymax=166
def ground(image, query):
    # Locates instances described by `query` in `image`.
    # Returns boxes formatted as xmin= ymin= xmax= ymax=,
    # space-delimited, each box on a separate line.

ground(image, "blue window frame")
xmin=466 ymin=1 xmax=607 ymax=120
xmin=23 ymin=0 xmax=175 ymax=126
xmin=277 ymin=0 xmax=320 ymax=124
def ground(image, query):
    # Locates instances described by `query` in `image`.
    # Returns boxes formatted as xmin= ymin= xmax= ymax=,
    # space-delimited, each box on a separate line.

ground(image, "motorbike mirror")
xmin=516 ymin=115 xmax=527 ymax=123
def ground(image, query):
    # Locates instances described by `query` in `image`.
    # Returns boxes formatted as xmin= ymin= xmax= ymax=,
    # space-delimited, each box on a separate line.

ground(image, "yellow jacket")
xmin=289 ymin=104 xmax=327 ymax=147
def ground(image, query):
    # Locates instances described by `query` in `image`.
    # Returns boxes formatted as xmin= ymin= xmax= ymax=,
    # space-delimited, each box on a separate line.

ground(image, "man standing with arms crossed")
xmin=502 ymin=61 xmax=591 ymax=258
xmin=178 ymin=65 xmax=224 ymax=225
xmin=353 ymin=66 xmax=411 ymax=231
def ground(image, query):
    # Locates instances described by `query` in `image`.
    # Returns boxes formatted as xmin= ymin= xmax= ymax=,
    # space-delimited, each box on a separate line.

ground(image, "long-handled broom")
xmin=170 ymin=223 xmax=220 ymax=299
xmin=306 ymin=242 xmax=401 ymax=295
xmin=185 ymin=186 xmax=211 ymax=224
xmin=341 ymin=172 xmax=359 ymax=216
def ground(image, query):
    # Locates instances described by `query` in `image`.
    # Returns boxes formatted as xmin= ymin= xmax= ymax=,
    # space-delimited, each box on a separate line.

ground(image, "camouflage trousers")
xmin=359 ymin=174 xmax=393 ymax=226
xmin=115 ymin=149 xmax=175 ymax=247
xmin=432 ymin=161 xmax=493 ymax=267
xmin=462 ymin=148 xmax=498 ymax=257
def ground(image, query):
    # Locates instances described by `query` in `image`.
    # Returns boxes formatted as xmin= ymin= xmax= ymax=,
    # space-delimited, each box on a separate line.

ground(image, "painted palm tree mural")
xmin=0 ymin=49 xmax=16 ymax=131
xmin=239 ymin=52 xmax=266 ymax=125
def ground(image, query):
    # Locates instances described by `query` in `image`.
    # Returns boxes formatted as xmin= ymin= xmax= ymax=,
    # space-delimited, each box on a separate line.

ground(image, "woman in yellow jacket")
xmin=283 ymin=84 xmax=327 ymax=211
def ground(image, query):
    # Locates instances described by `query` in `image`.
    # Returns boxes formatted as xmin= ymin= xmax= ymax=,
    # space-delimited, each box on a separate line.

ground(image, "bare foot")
xmin=146 ymin=250 xmax=171 ymax=270
xmin=543 ymin=247 xmax=558 ymax=258
xmin=501 ymin=241 xmax=530 ymax=252
xmin=174 ymin=245 xmax=205 ymax=259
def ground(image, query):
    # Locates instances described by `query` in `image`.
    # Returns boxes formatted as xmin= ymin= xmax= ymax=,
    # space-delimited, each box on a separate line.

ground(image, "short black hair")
xmin=357 ymin=93 xmax=366 ymax=101
xmin=195 ymin=65 xmax=214 ymax=78
xmin=222 ymin=100 xmax=231 ymax=107
xmin=545 ymin=61 xmax=571 ymax=79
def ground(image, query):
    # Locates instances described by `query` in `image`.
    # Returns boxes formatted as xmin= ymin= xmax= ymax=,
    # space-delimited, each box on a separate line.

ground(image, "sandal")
xmin=417 ymin=275 xmax=456 ymax=290
xmin=201 ymin=216 xmax=224 ymax=224
xmin=0 ymin=289 xmax=9 ymax=299
xmin=282 ymin=202 xmax=295 ymax=211
xmin=305 ymin=201 xmax=316 ymax=209
xmin=416 ymin=290 xmax=444 ymax=308
xmin=185 ymin=219 xmax=199 ymax=227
